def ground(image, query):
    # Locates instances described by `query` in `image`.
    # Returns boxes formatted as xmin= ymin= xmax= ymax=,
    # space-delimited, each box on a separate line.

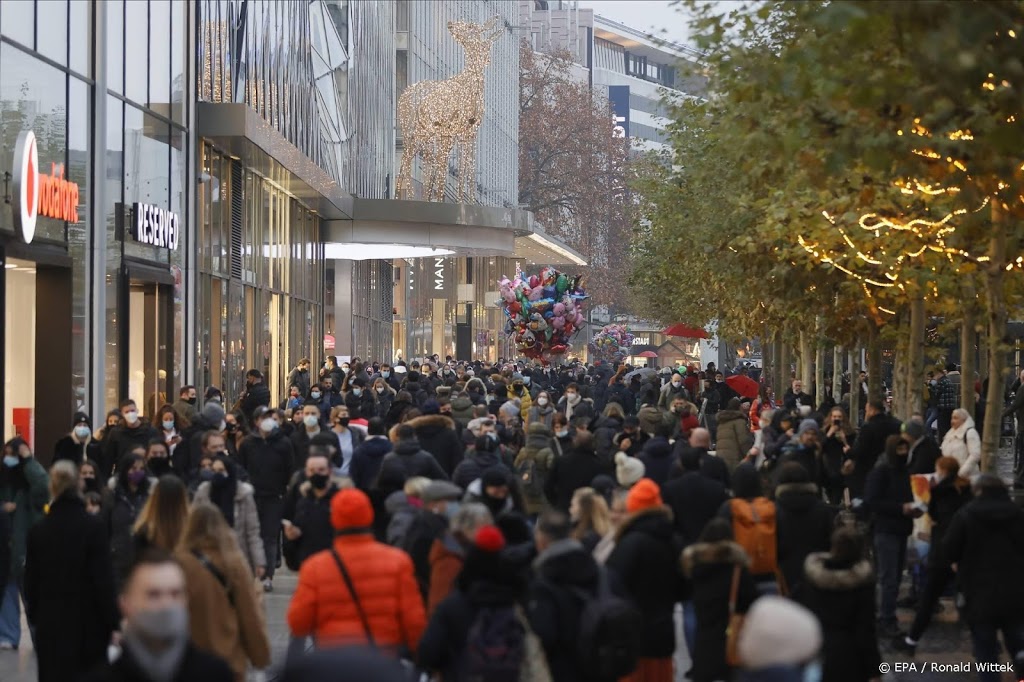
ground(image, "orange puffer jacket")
xmin=287 ymin=534 xmax=426 ymax=653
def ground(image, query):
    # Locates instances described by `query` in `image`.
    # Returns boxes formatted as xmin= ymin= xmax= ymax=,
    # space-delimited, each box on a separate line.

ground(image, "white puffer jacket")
xmin=941 ymin=415 xmax=982 ymax=479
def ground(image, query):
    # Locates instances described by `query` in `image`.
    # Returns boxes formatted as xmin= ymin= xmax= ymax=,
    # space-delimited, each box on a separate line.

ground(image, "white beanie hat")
xmin=615 ymin=452 xmax=645 ymax=488
xmin=738 ymin=596 xmax=822 ymax=669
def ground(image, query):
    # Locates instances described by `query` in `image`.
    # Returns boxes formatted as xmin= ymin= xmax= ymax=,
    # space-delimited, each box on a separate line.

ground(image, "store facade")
xmin=0 ymin=0 xmax=193 ymax=459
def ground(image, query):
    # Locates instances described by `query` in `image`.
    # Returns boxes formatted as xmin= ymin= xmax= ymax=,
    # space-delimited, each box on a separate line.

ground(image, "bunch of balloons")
xmin=498 ymin=267 xmax=588 ymax=361
xmin=589 ymin=324 xmax=634 ymax=363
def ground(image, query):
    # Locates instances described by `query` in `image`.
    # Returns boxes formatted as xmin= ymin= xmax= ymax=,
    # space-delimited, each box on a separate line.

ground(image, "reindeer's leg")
xmin=434 ymin=136 xmax=456 ymax=202
xmin=460 ymin=135 xmax=477 ymax=203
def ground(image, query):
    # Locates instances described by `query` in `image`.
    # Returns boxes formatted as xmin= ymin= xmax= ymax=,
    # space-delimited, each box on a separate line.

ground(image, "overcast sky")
xmin=577 ymin=0 xmax=746 ymax=48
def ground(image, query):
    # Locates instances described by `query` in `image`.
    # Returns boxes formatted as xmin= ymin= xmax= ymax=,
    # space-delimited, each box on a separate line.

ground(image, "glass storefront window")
xmin=123 ymin=104 xmax=170 ymax=263
xmin=106 ymin=0 xmax=124 ymax=94
xmin=37 ymin=0 xmax=68 ymax=66
xmin=4 ymin=259 xmax=37 ymax=445
xmin=0 ymin=1 xmax=35 ymax=48
xmin=149 ymin=0 xmax=171 ymax=113
xmin=105 ymin=95 xmax=124 ymax=411
xmin=170 ymin=0 xmax=185 ymax=124
xmin=125 ymin=0 xmax=148 ymax=105
xmin=69 ymin=0 xmax=91 ymax=77
xmin=68 ymin=77 xmax=90 ymax=409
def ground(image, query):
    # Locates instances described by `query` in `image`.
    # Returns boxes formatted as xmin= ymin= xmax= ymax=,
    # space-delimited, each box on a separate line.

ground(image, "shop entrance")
xmin=2 ymin=256 xmax=72 ymax=460
xmin=125 ymin=279 xmax=174 ymax=420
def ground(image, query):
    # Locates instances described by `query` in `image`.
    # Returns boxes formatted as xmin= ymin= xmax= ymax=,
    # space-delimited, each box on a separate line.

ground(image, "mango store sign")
xmin=12 ymin=130 xmax=80 ymax=244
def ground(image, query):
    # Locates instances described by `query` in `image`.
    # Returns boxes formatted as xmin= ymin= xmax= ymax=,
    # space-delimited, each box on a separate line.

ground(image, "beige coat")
xmin=193 ymin=481 xmax=265 ymax=572
xmin=714 ymin=409 xmax=752 ymax=472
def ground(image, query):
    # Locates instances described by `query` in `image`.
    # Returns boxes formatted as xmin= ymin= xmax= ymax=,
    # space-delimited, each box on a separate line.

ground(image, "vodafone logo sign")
xmin=11 ymin=130 xmax=80 ymax=244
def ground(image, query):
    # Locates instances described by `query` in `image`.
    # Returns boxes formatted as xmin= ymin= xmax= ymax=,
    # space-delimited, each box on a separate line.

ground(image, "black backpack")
xmin=460 ymin=605 xmax=525 ymax=682
xmin=570 ymin=568 xmax=643 ymax=681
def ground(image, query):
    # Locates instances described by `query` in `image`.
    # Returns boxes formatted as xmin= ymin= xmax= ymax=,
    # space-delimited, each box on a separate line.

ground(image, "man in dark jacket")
xmin=344 ymin=378 xmax=375 ymax=420
xmin=943 ymin=475 xmax=1024 ymax=676
xmin=379 ymin=425 xmax=449 ymax=483
xmin=774 ymin=462 xmax=835 ymax=597
xmin=662 ymin=447 xmax=729 ymax=548
xmin=545 ymin=430 xmax=613 ymax=512
xmin=239 ymin=369 xmax=272 ymax=422
xmin=903 ymin=417 xmax=941 ymax=475
xmin=528 ymin=510 xmax=600 ymax=682
xmin=673 ymin=428 xmax=731 ymax=489
xmin=82 ymin=549 xmax=233 ymax=682
xmin=845 ymin=399 xmax=902 ymax=499
xmin=349 ymin=418 xmax=394 ymax=492
xmin=290 ymin=401 xmax=324 ymax=470
xmin=778 ymin=419 xmax=824 ymax=491
xmin=636 ymin=426 xmax=675 ymax=488
xmin=402 ymin=371 xmax=431 ymax=407
xmin=53 ymin=411 xmax=108 ymax=476
xmin=287 ymin=358 xmax=312 ymax=400
xmin=782 ymin=378 xmax=814 ymax=412
xmin=283 ymin=452 xmax=348 ymax=566
xmin=238 ymin=408 xmax=295 ymax=592
xmin=452 ymin=434 xmax=508 ymax=490
xmin=864 ymin=434 xmax=919 ymax=634
xmin=174 ymin=402 xmax=225 ymax=476
xmin=407 ymin=404 xmax=465 ymax=476
xmin=103 ymin=400 xmax=160 ymax=470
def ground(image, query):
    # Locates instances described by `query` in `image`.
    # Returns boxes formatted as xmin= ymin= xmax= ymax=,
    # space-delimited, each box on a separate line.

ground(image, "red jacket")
xmin=287 ymin=534 xmax=426 ymax=653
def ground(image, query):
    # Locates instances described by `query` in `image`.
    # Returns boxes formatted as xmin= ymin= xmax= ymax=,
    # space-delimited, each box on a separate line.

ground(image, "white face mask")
xmin=303 ymin=415 xmax=319 ymax=428
xmin=672 ymin=380 xmax=682 ymax=388
xmin=162 ymin=420 xmax=175 ymax=431
xmin=124 ymin=411 xmax=139 ymax=425
xmin=260 ymin=418 xmax=277 ymax=434
xmin=537 ymin=397 xmax=549 ymax=406
xmin=74 ymin=425 xmax=91 ymax=439
xmin=375 ymin=386 xmax=385 ymax=394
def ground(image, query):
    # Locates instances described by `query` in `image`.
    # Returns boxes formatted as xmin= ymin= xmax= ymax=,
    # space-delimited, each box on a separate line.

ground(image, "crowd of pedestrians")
xmin=2 ymin=355 xmax=1023 ymax=681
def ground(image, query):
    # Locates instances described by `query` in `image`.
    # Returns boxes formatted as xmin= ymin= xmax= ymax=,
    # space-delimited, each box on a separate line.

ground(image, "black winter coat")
xmin=173 ymin=414 xmax=222 ymax=477
xmin=83 ymin=642 xmax=233 ymax=682
xmin=863 ymin=457 xmax=913 ymax=536
xmin=943 ymin=490 xmax=1024 ymax=623
xmin=926 ymin=476 xmax=971 ymax=564
xmin=680 ymin=540 xmax=758 ymax=682
xmin=53 ymin=435 xmax=108 ymax=477
xmin=907 ymin=436 xmax=941 ymax=475
xmin=237 ymin=430 xmax=295 ymax=497
xmin=109 ymin=478 xmax=152 ymax=586
xmin=408 ymin=414 xmax=465 ymax=476
xmin=544 ymin=446 xmax=613 ymax=512
xmin=291 ymin=480 xmax=345 ymax=565
xmin=344 ymin=390 xmax=376 ymax=420
xmin=774 ymin=482 xmax=835 ymax=597
xmin=800 ymin=554 xmax=880 ymax=682
xmin=846 ymin=413 xmax=902 ymax=497
xmin=239 ymin=382 xmax=271 ymax=420
xmin=606 ymin=507 xmax=681 ymax=658
xmin=102 ymin=424 xmax=160 ymax=472
xmin=452 ymin=448 xmax=507 ymax=491
xmin=637 ymin=437 xmax=675 ymax=488
xmin=528 ymin=540 xmax=600 ymax=682
xmin=289 ymin=427 xmax=321 ymax=470
xmin=662 ymin=471 xmax=730 ymax=548
xmin=379 ymin=439 xmax=449 ymax=482
xmin=24 ymin=494 xmax=120 ymax=682
xmin=591 ymin=415 xmax=623 ymax=463
xmin=349 ymin=437 xmax=394 ymax=492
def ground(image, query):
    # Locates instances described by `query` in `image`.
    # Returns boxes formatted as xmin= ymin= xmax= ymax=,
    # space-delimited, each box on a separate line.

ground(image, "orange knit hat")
xmin=331 ymin=488 xmax=375 ymax=530
xmin=626 ymin=478 xmax=663 ymax=513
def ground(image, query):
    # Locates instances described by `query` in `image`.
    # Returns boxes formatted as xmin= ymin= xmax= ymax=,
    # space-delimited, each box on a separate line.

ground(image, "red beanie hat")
xmin=474 ymin=525 xmax=506 ymax=553
xmin=626 ymin=478 xmax=663 ymax=513
xmin=331 ymin=488 xmax=374 ymax=531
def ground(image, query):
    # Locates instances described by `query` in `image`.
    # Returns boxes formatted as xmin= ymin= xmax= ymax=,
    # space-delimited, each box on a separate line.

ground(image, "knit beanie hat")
xmin=625 ymin=477 xmax=662 ymax=513
xmin=330 ymin=488 xmax=375 ymax=531
xmin=615 ymin=452 xmax=645 ymax=488
xmin=738 ymin=596 xmax=822 ymax=669
xmin=797 ymin=418 xmax=820 ymax=436
xmin=202 ymin=402 xmax=226 ymax=425
xmin=73 ymin=411 xmax=92 ymax=428
xmin=637 ymin=406 xmax=663 ymax=435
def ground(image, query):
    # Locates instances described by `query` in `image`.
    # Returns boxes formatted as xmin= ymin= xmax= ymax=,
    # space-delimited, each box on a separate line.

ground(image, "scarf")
xmin=121 ymin=626 xmax=188 ymax=682
xmin=209 ymin=477 xmax=237 ymax=526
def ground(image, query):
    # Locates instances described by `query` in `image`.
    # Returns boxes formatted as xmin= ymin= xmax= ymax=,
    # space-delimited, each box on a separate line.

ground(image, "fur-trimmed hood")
xmin=614 ymin=505 xmax=673 ymax=541
xmin=681 ymin=540 xmax=749 ymax=577
xmin=802 ymin=552 xmax=874 ymax=590
xmin=405 ymin=413 xmax=456 ymax=435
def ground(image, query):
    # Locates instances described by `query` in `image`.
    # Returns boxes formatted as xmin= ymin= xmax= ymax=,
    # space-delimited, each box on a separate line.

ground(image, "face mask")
xmin=199 ymin=469 xmax=215 ymax=482
xmin=672 ymin=380 xmax=682 ymax=388
xmin=83 ymin=476 xmax=99 ymax=491
xmin=130 ymin=604 xmax=189 ymax=642
xmin=128 ymin=469 xmax=147 ymax=485
xmin=486 ymin=432 xmax=499 ymax=443
xmin=212 ymin=471 xmax=229 ymax=486
xmin=311 ymin=391 xmax=321 ymax=400
xmin=341 ymin=366 xmax=350 ymax=373
xmin=74 ymin=425 xmax=91 ymax=439
xmin=260 ymin=418 xmax=277 ymax=434
xmin=337 ymin=417 xmax=350 ymax=428
xmin=382 ymin=371 xmax=390 ymax=378
xmin=162 ymin=420 xmax=175 ymax=431
xmin=537 ymin=397 xmax=549 ymax=406
xmin=3 ymin=455 xmax=19 ymax=468
xmin=443 ymin=501 xmax=461 ymax=519
xmin=149 ymin=457 xmax=171 ymax=475
xmin=186 ymin=397 xmax=197 ymax=405
xmin=353 ymin=388 xmax=363 ymax=397
xmin=309 ymin=473 xmax=330 ymax=490
xmin=375 ymin=386 xmax=385 ymax=394
xmin=556 ymin=430 xmax=569 ymax=438
xmin=303 ymin=415 xmax=320 ymax=428
xmin=523 ymin=377 xmax=531 ymax=386
xmin=124 ymin=411 xmax=139 ymax=425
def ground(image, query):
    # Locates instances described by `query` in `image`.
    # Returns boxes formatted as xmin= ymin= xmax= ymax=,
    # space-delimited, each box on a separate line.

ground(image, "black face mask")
xmin=148 ymin=457 xmax=171 ymax=476
xmin=309 ymin=473 xmax=330 ymax=490
xmin=337 ymin=417 xmax=350 ymax=427
xmin=211 ymin=471 xmax=230 ymax=487
xmin=225 ymin=423 xmax=237 ymax=434
xmin=186 ymin=397 xmax=197 ymax=405
xmin=82 ymin=477 xmax=99 ymax=492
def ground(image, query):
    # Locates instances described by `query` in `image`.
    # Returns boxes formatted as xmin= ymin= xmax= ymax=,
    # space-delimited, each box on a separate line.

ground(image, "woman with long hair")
xmin=152 ymin=403 xmax=187 ymax=462
xmin=822 ymin=406 xmax=857 ymax=504
xmin=176 ymin=503 xmax=270 ymax=681
xmin=569 ymin=487 xmax=610 ymax=553
xmin=133 ymin=475 xmax=189 ymax=554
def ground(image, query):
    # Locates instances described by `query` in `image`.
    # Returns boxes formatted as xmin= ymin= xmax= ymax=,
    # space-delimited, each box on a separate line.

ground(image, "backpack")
xmin=730 ymin=497 xmax=778 ymax=575
xmin=460 ymin=605 xmax=525 ymax=682
xmin=515 ymin=453 xmax=545 ymax=500
xmin=570 ymin=568 xmax=643 ymax=681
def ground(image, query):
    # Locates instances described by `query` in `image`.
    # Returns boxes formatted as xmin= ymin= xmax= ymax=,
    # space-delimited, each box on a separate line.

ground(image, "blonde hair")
xmin=49 ymin=460 xmax=79 ymax=499
xmin=571 ymin=487 xmax=610 ymax=538
xmin=404 ymin=476 xmax=431 ymax=499
xmin=133 ymin=476 xmax=189 ymax=551
xmin=178 ymin=502 xmax=247 ymax=565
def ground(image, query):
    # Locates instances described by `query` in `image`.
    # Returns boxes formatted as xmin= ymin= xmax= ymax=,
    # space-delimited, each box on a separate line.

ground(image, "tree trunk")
xmin=981 ymin=207 xmax=1007 ymax=473
xmin=815 ymin=317 xmax=826 ymax=407
xmin=800 ymin=330 xmax=813 ymax=394
xmin=779 ymin=333 xmax=791 ymax=396
xmin=868 ymin=324 xmax=883 ymax=404
xmin=850 ymin=347 xmax=862 ymax=423
xmin=832 ymin=345 xmax=844 ymax=404
xmin=960 ymin=280 xmax=977 ymax=419
xmin=909 ymin=295 xmax=926 ymax=417
xmin=771 ymin=332 xmax=783 ymax=395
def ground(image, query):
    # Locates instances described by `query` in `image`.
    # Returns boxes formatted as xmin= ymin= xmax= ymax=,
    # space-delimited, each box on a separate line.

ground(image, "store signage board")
xmin=131 ymin=202 xmax=180 ymax=250
xmin=11 ymin=130 xmax=80 ymax=244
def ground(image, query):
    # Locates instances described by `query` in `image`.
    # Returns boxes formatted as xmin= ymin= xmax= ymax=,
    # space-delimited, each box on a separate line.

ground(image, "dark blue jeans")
xmin=874 ymin=532 xmax=907 ymax=624
xmin=969 ymin=619 xmax=1024 ymax=682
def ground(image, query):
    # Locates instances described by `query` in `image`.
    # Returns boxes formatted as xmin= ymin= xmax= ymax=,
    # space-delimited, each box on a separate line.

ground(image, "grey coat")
xmin=193 ymin=481 xmax=266 ymax=572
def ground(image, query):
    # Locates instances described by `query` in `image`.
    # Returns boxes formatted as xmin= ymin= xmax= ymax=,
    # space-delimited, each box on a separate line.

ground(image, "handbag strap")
xmin=330 ymin=548 xmax=376 ymax=649
xmin=192 ymin=550 xmax=234 ymax=607
xmin=728 ymin=564 xmax=741 ymax=616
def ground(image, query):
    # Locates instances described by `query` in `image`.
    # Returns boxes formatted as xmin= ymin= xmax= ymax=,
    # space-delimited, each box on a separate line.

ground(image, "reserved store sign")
xmin=131 ymin=202 xmax=180 ymax=250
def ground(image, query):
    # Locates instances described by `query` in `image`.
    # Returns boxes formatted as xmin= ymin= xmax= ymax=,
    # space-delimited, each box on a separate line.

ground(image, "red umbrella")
xmin=726 ymin=375 xmax=760 ymax=400
xmin=636 ymin=350 xmax=658 ymax=358
xmin=662 ymin=323 xmax=709 ymax=339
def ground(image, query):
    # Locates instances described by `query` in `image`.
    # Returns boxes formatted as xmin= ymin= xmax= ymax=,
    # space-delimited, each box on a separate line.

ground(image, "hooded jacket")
xmin=846 ymin=412 xmax=902 ymax=498
xmin=379 ymin=437 xmax=449 ymax=483
xmin=426 ymin=532 xmax=465 ymax=615
xmin=452 ymin=445 xmax=507 ymax=491
xmin=349 ymin=436 xmax=394 ymax=492
xmin=606 ymin=506 xmax=680 ymax=658
xmin=940 ymin=415 xmax=982 ymax=478
xmin=237 ymin=430 xmax=295 ymax=497
xmin=681 ymin=540 xmax=759 ymax=682
xmin=544 ymin=441 xmax=613 ymax=512
xmin=662 ymin=469 xmax=730 ymax=548
xmin=193 ymin=480 xmax=266 ymax=571
xmin=715 ymin=410 xmax=752 ymax=472
xmin=800 ymin=553 xmax=880 ymax=682
xmin=863 ymin=453 xmax=913 ymax=537
xmin=449 ymin=395 xmax=476 ymax=428
xmin=943 ymin=489 xmax=1024 ymax=622
xmin=774 ymin=482 xmax=835 ymax=597
xmin=402 ymin=415 xmax=464 ymax=476
xmin=637 ymin=436 xmax=675 ymax=488
xmin=514 ymin=424 xmax=556 ymax=514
